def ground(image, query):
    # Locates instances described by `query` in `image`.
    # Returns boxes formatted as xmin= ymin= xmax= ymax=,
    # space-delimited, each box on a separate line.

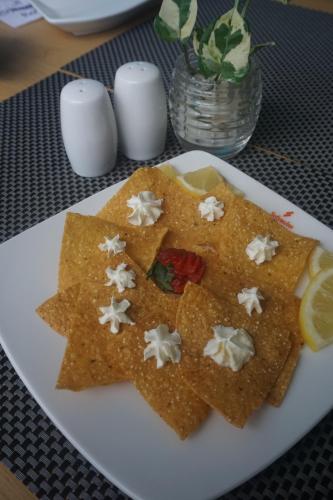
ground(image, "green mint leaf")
xmin=147 ymin=261 xmax=175 ymax=292
xmin=146 ymin=266 xmax=154 ymax=278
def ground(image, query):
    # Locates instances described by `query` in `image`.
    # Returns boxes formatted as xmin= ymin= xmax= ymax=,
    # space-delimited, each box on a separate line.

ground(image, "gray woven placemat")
xmin=1 ymin=0 xmax=333 ymax=499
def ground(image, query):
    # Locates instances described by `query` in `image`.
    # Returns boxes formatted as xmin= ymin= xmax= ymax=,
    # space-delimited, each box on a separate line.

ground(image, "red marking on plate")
xmin=283 ymin=211 xmax=294 ymax=217
xmin=271 ymin=211 xmax=294 ymax=230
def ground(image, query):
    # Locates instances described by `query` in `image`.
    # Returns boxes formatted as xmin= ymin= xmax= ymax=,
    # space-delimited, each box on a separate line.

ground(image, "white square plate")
xmin=1 ymin=151 xmax=333 ymax=500
xmin=30 ymin=0 xmax=158 ymax=35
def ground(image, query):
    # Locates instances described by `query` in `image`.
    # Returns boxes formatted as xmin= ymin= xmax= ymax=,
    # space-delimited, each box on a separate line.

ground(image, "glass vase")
xmin=169 ymin=52 xmax=262 ymax=159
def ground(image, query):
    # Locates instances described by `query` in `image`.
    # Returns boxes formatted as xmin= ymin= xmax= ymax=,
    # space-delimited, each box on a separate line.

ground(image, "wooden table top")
xmin=0 ymin=1 xmax=332 ymax=498
xmin=0 ymin=6 xmax=157 ymax=102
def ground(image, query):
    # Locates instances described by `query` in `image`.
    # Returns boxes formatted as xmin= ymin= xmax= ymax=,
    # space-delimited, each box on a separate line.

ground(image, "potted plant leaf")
xmin=154 ymin=0 xmax=288 ymax=158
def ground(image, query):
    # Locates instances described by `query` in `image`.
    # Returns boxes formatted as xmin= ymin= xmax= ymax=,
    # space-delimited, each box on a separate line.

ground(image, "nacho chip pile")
xmin=37 ymin=166 xmax=316 ymax=439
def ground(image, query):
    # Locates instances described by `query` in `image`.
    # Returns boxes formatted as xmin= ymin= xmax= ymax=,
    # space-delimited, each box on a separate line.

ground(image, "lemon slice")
xmin=308 ymin=245 xmax=333 ymax=278
xmin=159 ymin=164 xmax=179 ymax=180
xmin=176 ymin=165 xmax=244 ymax=197
xmin=300 ymin=268 xmax=333 ymax=351
xmin=176 ymin=166 xmax=224 ymax=196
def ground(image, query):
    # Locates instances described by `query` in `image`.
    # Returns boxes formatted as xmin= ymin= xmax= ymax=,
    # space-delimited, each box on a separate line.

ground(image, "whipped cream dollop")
xmin=143 ymin=324 xmax=181 ymax=368
xmin=246 ymin=235 xmax=279 ymax=265
xmin=99 ymin=297 xmax=135 ymax=334
xmin=198 ymin=196 xmax=225 ymax=222
xmin=105 ymin=263 xmax=136 ymax=293
xmin=203 ymin=325 xmax=255 ymax=372
xmin=98 ymin=234 xmax=126 ymax=255
xmin=237 ymin=287 xmax=264 ymax=316
xmin=127 ymin=191 xmax=163 ymax=226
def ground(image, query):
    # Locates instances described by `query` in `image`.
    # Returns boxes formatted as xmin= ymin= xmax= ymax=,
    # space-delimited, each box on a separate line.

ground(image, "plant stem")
xmin=241 ymin=0 xmax=252 ymax=17
xmin=250 ymin=41 xmax=276 ymax=55
xmin=182 ymin=43 xmax=196 ymax=75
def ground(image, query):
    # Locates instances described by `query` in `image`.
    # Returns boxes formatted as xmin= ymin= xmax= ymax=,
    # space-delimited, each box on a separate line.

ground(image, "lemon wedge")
xmin=176 ymin=166 xmax=224 ymax=196
xmin=308 ymin=246 xmax=333 ymax=278
xmin=159 ymin=164 xmax=179 ymax=180
xmin=300 ymin=267 xmax=333 ymax=351
xmin=176 ymin=165 xmax=244 ymax=197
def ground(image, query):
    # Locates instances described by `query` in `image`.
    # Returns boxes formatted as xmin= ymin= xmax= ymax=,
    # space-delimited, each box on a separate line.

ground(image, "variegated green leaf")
xmin=193 ymin=3 xmax=250 ymax=82
xmin=155 ymin=0 xmax=281 ymax=81
xmin=193 ymin=26 xmax=203 ymax=55
xmin=155 ymin=0 xmax=197 ymax=43
xmin=175 ymin=0 xmax=197 ymax=39
xmin=219 ymin=61 xmax=237 ymax=81
xmin=210 ymin=7 xmax=251 ymax=72
xmin=197 ymin=57 xmax=219 ymax=79
xmin=194 ymin=18 xmax=219 ymax=70
xmin=154 ymin=15 xmax=178 ymax=42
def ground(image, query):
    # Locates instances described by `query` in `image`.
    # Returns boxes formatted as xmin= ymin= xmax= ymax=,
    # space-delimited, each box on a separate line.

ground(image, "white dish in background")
xmin=0 ymin=151 xmax=333 ymax=500
xmin=30 ymin=0 xmax=159 ymax=35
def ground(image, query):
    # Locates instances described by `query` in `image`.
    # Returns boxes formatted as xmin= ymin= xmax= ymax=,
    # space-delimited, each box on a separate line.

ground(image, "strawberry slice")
xmin=182 ymin=253 xmax=202 ymax=275
xmin=148 ymin=248 xmax=206 ymax=294
xmin=171 ymin=276 xmax=187 ymax=294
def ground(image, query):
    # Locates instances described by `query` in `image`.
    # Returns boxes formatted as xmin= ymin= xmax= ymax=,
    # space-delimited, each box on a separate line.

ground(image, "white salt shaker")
xmin=60 ymin=79 xmax=118 ymax=177
xmin=114 ymin=62 xmax=167 ymax=161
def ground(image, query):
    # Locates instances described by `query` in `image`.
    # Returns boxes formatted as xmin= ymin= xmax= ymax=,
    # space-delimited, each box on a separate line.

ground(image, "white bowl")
xmin=31 ymin=0 xmax=159 ymax=35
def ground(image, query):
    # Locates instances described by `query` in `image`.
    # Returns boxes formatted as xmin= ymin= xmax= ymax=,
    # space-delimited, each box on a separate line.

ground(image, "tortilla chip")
xmin=151 ymin=200 xmax=303 ymax=410
xmin=176 ymin=283 xmax=291 ymax=428
xmin=110 ymin=331 xmax=210 ymax=440
xmin=266 ymin=297 xmax=302 ymax=406
xmin=56 ymin=254 xmax=208 ymax=439
xmin=56 ymin=251 xmax=161 ymax=390
xmin=200 ymin=251 xmax=298 ymax=318
xmin=36 ymin=284 xmax=80 ymax=337
xmin=267 ymin=337 xmax=301 ymax=406
xmin=197 ymin=252 xmax=303 ymax=405
xmin=97 ymin=167 xmax=236 ymax=244
xmin=217 ymin=197 xmax=317 ymax=294
xmin=56 ymin=253 xmax=208 ymax=437
xmin=56 ymin=283 xmax=126 ymax=391
xmin=195 ymin=251 xmax=303 ymax=405
xmin=58 ymin=212 xmax=167 ymax=291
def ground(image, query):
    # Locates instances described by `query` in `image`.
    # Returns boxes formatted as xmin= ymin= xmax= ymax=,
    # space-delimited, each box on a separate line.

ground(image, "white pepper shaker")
xmin=60 ymin=79 xmax=118 ymax=177
xmin=114 ymin=62 xmax=167 ymax=161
